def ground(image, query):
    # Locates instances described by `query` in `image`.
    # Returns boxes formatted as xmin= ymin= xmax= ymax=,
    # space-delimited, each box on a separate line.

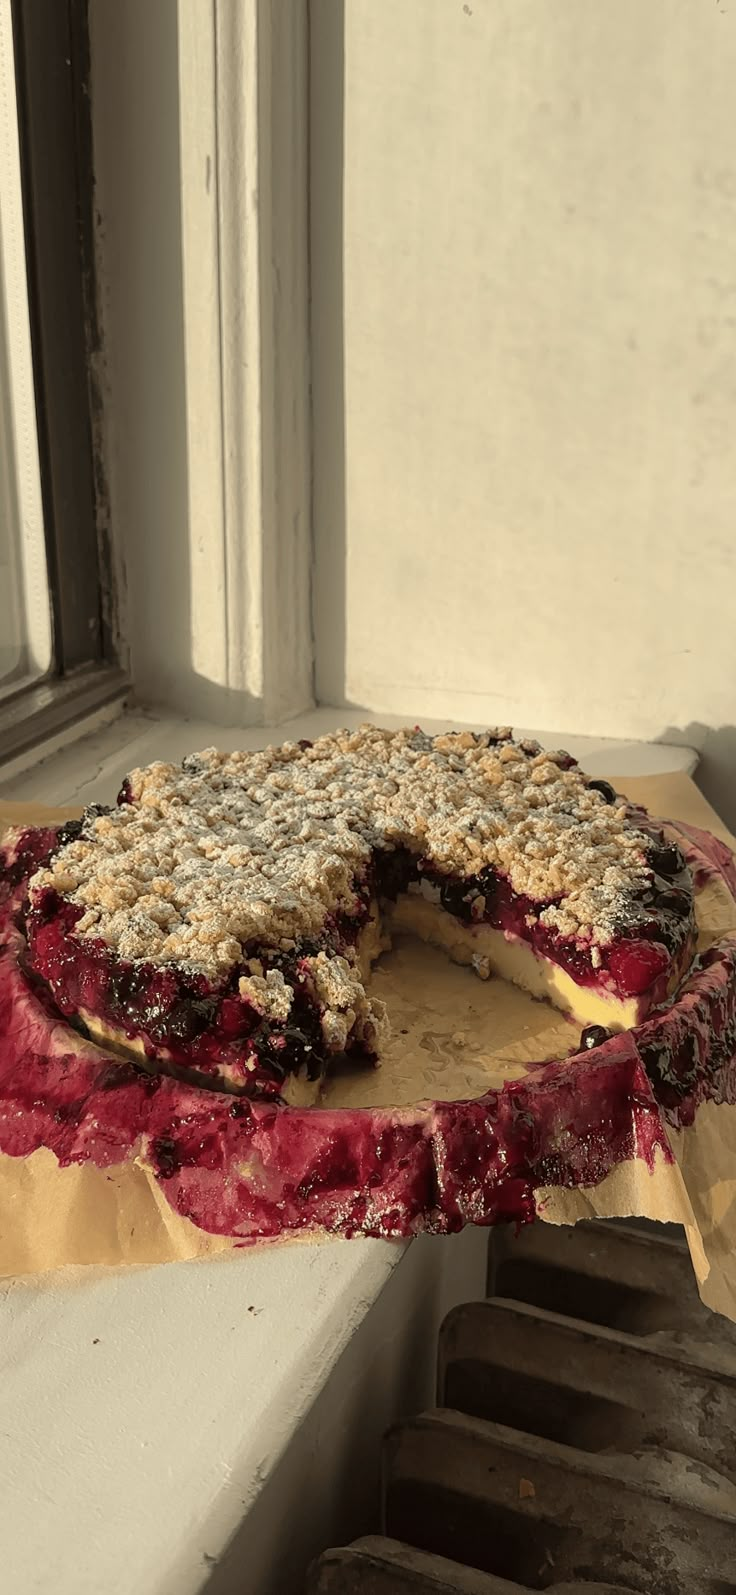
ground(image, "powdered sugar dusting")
xmin=29 ymin=725 xmax=657 ymax=975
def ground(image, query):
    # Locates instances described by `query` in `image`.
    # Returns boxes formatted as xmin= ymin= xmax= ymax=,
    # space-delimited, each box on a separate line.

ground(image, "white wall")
xmin=312 ymin=1 xmax=736 ymax=756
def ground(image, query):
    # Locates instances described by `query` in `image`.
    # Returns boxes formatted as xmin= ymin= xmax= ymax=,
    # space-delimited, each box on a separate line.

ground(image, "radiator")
xmin=308 ymin=1221 xmax=736 ymax=1593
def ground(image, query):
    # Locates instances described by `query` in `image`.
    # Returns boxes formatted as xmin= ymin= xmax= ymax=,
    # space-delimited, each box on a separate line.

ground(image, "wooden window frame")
xmin=2 ymin=0 xmax=127 ymax=766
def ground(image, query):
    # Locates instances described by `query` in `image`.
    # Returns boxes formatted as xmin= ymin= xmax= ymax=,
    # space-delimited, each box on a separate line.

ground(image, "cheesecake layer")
xmin=385 ymin=894 xmax=643 ymax=1029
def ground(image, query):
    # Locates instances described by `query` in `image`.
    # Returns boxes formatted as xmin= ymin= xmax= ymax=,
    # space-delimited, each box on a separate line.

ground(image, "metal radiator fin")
xmin=307 ymin=1535 xmax=628 ymax=1593
xmin=308 ymin=1223 xmax=736 ymax=1594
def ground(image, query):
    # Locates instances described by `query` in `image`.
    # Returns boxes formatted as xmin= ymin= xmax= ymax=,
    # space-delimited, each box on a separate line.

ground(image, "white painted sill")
xmin=0 ymin=703 xmax=698 ymax=807
xmin=0 ymin=711 xmax=697 ymax=1595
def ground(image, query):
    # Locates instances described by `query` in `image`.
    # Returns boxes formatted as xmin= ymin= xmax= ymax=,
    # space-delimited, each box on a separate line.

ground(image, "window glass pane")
xmin=0 ymin=0 xmax=51 ymax=696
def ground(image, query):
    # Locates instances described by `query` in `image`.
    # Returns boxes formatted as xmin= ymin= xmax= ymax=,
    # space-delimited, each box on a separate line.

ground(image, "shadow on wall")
xmin=658 ymin=723 xmax=736 ymax=833
xmin=310 ymin=0 xmax=346 ymax=708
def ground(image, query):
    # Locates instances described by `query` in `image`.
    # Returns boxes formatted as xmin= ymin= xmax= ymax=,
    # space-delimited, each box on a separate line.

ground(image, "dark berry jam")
xmin=580 ymin=1024 xmax=612 ymax=1051
xmin=23 ymin=891 xmax=331 ymax=1100
xmin=588 ymin=778 xmax=618 ymax=805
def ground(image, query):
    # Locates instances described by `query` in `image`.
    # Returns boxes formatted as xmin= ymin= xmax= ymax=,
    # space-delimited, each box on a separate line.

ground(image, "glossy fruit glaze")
xmin=0 ymin=816 xmax=734 ymax=1242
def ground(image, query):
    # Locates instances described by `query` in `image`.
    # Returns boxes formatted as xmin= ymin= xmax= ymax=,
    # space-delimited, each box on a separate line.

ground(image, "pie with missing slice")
xmin=1 ymin=725 xmax=734 ymax=1247
xmin=22 ymin=727 xmax=696 ymax=1101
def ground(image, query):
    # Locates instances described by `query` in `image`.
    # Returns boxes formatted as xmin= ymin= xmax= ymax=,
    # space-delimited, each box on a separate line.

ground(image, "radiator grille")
xmin=307 ymin=1222 xmax=736 ymax=1594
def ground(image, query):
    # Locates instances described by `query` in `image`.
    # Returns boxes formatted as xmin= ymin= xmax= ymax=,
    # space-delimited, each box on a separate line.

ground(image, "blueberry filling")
xmin=22 ymin=879 xmax=340 ymax=1100
xmin=647 ymin=840 xmax=686 ymax=878
xmin=152 ymin=1135 xmax=181 ymax=1180
xmin=371 ymin=845 xmax=417 ymax=902
xmin=580 ymin=1024 xmax=612 ymax=1051
xmin=431 ymin=866 xmax=498 ymax=923
xmin=83 ymin=803 xmax=111 ymax=821
xmin=54 ymin=818 xmax=85 ymax=850
xmin=651 ymin=880 xmax=691 ymax=910
xmin=588 ymin=779 xmax=618 ymax=805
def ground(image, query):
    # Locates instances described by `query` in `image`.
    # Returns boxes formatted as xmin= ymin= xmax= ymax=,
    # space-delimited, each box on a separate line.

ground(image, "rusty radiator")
xmin=308 ymin=1221 xmax=736 ymax=1594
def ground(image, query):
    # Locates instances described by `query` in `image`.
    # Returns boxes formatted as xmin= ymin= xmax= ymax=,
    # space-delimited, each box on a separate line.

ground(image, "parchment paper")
xmin=1 ymin=774 xmax=736 ymax=1311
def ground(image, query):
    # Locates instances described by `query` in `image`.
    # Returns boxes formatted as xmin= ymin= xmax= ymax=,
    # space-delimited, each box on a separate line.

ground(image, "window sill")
xmin=0 ymin=702 xmax=698 ymax=807
xmin=0 ymin=665 xmax=130 ymax=779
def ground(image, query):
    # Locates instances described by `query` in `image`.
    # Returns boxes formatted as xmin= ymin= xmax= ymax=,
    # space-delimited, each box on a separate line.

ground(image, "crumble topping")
xmin=238 ymin=968 xmax=293 ymax=1022
xmin=304 ymin=950 xmax=389 ymax=1053
xmin=29 ymin=724 xmax=657 ymax=975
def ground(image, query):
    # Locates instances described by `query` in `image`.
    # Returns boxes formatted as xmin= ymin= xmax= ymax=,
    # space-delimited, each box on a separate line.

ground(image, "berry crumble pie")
xmin=1 ymin=725 xmax=735 ymax=1250
xmin=21 ymin=726 xmax=696 ymax=1106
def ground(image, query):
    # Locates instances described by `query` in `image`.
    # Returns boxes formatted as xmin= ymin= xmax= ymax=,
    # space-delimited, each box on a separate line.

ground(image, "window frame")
xmin=3 ymin=0 xmax=313 ymax=767
xmin=86 ymin=0 xmax=313 ymax=727
xmin=1 ymin=0 xmax=127 ymax=765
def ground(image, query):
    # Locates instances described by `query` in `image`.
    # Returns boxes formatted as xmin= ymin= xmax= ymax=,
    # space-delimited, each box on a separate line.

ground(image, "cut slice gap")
xmin=320 ymin=935 xmax=579 ymax=1111
xmin=385 ymin=895 xmax=643 ymax=1029
xmin=322 ymin=870 xmax=722 ymax=1113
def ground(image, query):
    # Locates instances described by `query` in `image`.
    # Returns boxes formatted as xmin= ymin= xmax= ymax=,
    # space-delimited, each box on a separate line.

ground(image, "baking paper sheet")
xmin=1 ymin=774 xmax=736 ymax=1315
